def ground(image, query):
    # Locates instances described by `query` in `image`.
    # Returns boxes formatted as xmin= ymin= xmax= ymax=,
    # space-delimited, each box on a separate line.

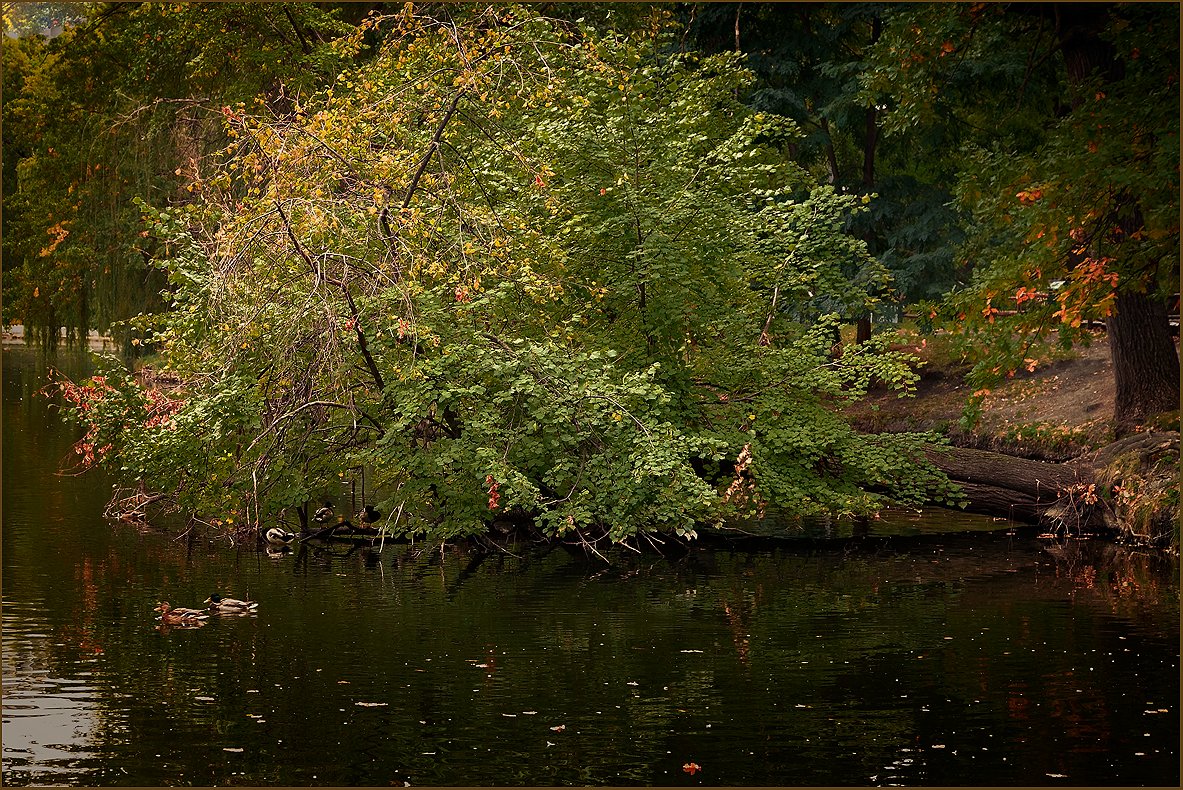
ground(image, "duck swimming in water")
xmin=155 ymin=602 xmax=209 ymax=625
xmin=204 ymin=593 xmax=259 ymax=614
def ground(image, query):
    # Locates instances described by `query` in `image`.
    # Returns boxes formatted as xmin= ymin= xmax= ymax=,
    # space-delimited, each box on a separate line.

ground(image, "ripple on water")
xmin=2 ymin=604 xmax=105 ymax=786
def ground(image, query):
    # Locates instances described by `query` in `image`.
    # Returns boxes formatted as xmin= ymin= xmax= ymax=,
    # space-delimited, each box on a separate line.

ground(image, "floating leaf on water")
xmin=194 ymin=696 xmax=215 ymax=702
xmin=1046 ymin=774 xmax=1067 ymax=778
xmin=683 ymin=762 xmax=701 ymax=775
xmin=501 ymin=713 xmax=517 ymax=717
xmin=546 ymin=741 xmax=555 ymax=747
xmin=626 ymin=681 xmax=639 ymax=686
xmin=522 ymin=711 xmax=537 ymax=715
xmin=223 ymin=747 xmax=244 ymax=753
xmin=549 ymin=724 xmax=566 ymax=732
xmin=338 ymin=680 xmax=350 ymax=685
xmin=355 ymin=701 xmax=388 ymax=707
xmin=680 ymin=649 xmax=704 ymax=653
xmin=474 ymin=663 xmax=489 ymax=668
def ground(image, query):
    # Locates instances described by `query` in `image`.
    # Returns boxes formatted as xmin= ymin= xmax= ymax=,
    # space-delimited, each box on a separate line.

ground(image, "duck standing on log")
xmin=356 ymin=504 xmax=381 ymax=527
xmin=312 ymin=500 xmax=335 ymax=525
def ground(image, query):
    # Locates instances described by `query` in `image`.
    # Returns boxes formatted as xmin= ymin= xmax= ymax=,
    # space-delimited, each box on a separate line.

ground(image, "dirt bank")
xmin=848 ymin=329 xmax=1179 ymax=548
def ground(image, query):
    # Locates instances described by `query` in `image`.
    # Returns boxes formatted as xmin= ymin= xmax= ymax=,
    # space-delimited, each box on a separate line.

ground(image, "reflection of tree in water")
xmin=58 ymin=557 xmax=103 ymax=656
xmin=1041 ymin=539 xmax=1179 ymax=617
xmin=719 ymin=565 xmax=768 ymax=666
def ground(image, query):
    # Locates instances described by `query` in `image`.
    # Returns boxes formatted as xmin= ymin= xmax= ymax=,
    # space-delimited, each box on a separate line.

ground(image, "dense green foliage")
xmin=44 ymin=5 xmax=957 ymax=542
xmin=683 ymin=3 xmax=965 ymax=306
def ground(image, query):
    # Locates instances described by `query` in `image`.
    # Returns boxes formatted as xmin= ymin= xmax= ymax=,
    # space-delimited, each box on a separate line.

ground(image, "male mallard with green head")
xmin=204 ymin=593 xmax=259 ymax=614
xmin=312 ymin=501 xmax=335 ymax=524
xmin=265 ymin=526 xmax=297 ymax=545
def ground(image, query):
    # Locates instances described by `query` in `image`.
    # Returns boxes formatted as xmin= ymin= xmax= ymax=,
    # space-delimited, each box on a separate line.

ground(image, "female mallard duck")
xmin=356 ymin=504 xmax=381 ymax=526
xmin=312 ymin=500 xmax=335 ymax=524
xmin=265 ymin=526 xmax=297 ymax=545
xmin=204 ymin=593 xmax=259 ymax=614
xmin=155 ymin=601 xmax=209 ymax=625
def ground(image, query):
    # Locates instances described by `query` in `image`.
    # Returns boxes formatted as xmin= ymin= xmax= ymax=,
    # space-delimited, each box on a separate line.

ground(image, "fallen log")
xmin=924 ymin=443 xmax=1097 ymax=527
xmin=922 ymin=432 xmax=1179 ymax=546
xmin=923 ymin=445 xmax=1087 ymax=501
xmin=948 ymin=481 xmax=1047 ymax=522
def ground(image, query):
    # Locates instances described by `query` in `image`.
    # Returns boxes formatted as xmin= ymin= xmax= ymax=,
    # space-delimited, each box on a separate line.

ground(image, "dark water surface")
xmin=3 ymin=347 xmax=1179 ymax=786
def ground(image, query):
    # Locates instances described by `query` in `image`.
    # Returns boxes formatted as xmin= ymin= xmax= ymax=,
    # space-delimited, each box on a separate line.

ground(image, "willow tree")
xmin=62 ymin=6 xmax=956 ymax=544
xmin=1 ymin=2 xmax=351 ymax=348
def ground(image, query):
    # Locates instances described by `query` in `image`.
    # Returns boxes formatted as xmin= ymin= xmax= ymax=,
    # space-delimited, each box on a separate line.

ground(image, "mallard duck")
xmin=356 ymin=504 xmax=381 ymax=525
xmin=155 ymin=601 xmax=209 ymax=625
xmin=312 ymin=500 xmax=335 ymax=524
xmin=265 ymin=526 xmax=297 ymax=545
xmin=204 ymin=593 xmax=259 ymax=614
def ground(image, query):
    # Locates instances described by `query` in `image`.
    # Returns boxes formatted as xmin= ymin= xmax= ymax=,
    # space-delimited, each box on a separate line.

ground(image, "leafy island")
xmin=5 ymin=3 xmax=1176 ymax=551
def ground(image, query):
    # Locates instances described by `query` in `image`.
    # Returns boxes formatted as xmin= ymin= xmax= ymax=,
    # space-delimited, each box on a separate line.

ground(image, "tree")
xmin=1 ymin=2 xmax=352 ymax=348
xmin=681 ymin=2 xmax=967 ymax=341
xmin=58 ymin=6 xmax=957 ymax=544
xmin=865 ymin=2 xmax=1179 ymax=431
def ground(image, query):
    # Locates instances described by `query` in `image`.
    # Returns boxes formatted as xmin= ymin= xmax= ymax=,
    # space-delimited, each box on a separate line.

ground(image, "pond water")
xmin=3 ymin=346 xmax=1179 ymax=786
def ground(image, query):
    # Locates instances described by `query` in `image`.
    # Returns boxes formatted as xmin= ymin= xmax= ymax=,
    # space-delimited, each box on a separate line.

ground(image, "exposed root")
xmin=104 ymin=485 xmax=174 ymax=526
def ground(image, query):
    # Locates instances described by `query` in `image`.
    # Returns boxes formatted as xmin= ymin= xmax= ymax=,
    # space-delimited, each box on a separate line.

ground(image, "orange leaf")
xmin=683 ymin=763 xmax=702 ymax=775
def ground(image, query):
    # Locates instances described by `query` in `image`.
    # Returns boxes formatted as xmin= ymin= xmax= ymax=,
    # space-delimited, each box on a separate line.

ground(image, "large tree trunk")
xmin=1107 ymin=290 xmax=1180 ymax=430
xmin=1057 ymin=4 xmax=1181 ymax=431
xmin=855 ymin=316 xmax=873 ymax=345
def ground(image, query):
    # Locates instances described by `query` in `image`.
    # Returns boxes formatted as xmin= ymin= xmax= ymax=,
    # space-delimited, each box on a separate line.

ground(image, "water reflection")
xmin=3 ymin=347 xmax=1180 ymax=786
xmin=2 ymin=609 xmax=102 ymax=782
